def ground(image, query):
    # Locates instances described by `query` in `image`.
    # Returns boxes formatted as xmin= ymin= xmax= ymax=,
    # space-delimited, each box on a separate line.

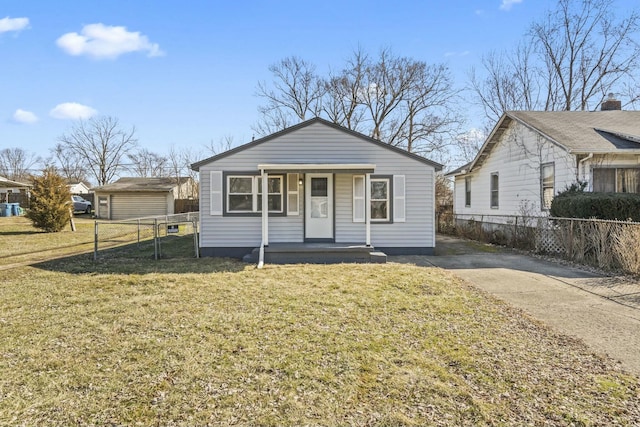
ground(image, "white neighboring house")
xmin=0 ymin=176 xmax=31 ymax=203
xmin=191 ymin=118 xmax=442 ymax=262
xmin=67 ymin=182 xmax=91 ymax=194
xmin=448 ymin=102 xmax=640 ymax=220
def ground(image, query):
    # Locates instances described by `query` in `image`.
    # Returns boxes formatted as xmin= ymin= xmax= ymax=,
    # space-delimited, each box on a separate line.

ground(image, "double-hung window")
xmin=490 ymin=173 xmax=499 ymax=208
xmin=464 ymin=176 xmax=471 ymax=207
xmin=370 ymin=177 xmax=390 ymax=221
xmin=226 ymin=175 xmax=283 ymax=214
xmin=541 ymin=163 xmax=554 ymax=210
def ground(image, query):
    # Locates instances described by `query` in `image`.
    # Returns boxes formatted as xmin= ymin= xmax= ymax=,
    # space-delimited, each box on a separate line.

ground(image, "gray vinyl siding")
xmin=199 ymin=121 xmax=435 ymax=248
xmin=106 ymin=193 xmax=171 ymax=220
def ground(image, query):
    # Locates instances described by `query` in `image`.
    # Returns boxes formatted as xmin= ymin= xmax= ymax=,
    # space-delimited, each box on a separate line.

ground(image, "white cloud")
xmin=500 ymin=0 xmax=523 ymax=11
xmin=0 ymin=16 xmax=29 ymax=33
xmin=50 ymin=102 xmax=97 ymax=120
xmin=12 ymin=109 xmax=38 ymax=124
xmin=56 ymin=23 xmax=164 ymax=59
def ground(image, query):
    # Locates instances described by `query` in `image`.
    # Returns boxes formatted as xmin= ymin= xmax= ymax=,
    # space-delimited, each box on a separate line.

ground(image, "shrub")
xmin=550 ymin=191 xmax=640 ymax=221
xmin=25 ymin=168 xmax=72 ymax=232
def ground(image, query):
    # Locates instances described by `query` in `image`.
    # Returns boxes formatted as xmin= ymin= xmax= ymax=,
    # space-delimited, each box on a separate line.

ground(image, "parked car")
xmin=72 ymin=195 xmax=92 ymax=214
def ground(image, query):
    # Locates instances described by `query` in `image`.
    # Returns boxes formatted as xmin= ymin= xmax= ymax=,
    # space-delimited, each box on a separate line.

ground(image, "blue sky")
xmin=1 ymin=0 xmax=636 ymax=164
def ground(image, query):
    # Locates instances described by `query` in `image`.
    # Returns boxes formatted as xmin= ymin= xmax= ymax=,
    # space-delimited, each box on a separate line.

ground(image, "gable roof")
xmin=0 ymin=176 xmax=31 ymax=188
xmin=92 ymin=177 xmax=191 ymax=193
xmin=459 ymin=110 xmax=640 ymax=175
xmin=191 ymin=117 xmax=443 ymax=171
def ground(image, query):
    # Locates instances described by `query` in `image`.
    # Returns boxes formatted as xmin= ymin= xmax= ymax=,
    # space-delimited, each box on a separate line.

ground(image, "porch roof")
xmin=258 ymin=163 xmax=376 ymax=174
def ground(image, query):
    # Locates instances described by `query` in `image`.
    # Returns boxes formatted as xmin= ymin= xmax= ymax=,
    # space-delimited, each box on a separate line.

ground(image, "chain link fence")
xmin=453 ymin=213 xmax=640 ymax=274
xmin=94 ymin=212 xmax=200 ymax=261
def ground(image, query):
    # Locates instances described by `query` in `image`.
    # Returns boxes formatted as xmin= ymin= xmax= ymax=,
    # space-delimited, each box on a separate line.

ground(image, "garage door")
xmin=110 ymin=193 xmax=168 ymax=220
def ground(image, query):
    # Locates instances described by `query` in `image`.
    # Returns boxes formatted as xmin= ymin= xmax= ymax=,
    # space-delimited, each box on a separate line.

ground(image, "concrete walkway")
xmin=392 ymin=235 xmax=640 ymax=376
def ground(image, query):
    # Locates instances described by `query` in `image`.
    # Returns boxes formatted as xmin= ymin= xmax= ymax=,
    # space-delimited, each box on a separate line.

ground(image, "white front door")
xmin=305 ymin=173 xmax=333 ymax=240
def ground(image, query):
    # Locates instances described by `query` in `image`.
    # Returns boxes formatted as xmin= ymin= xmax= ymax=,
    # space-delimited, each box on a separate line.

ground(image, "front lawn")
xmin=1 ymin=255 xmax=639 ymax=426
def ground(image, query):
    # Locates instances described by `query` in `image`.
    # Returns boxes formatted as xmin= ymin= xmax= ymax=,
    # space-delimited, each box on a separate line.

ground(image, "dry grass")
xmin=1 ymin=252 xmax=639 ymax=426
xmin=0 ymin=216 xmax=95 ymax=265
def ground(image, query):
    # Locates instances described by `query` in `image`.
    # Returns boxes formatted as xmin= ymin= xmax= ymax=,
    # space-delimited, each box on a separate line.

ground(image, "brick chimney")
xmin=601 ymin=93 xmax=622 ymax=111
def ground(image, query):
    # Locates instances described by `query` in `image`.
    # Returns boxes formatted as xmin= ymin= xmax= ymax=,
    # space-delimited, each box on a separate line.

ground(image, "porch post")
xmin=261 ymin=169 xmax=269 ymax=246
xmin=365 ymin=172 xmax=371 ymax=246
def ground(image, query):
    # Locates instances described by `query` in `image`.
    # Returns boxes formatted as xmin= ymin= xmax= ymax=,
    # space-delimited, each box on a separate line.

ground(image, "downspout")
xmin=257 ymin=168 xmax=269 ymax=269
xmin=578 ymin=153 xmax=593 ymax=187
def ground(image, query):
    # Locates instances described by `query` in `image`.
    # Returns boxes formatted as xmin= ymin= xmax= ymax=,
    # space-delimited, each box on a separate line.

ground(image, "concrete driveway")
xmin=392 ymin=235 xmax=640 ymax=376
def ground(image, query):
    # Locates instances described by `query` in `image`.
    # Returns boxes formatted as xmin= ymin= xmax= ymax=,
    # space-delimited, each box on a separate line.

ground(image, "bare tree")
xmin=0 ymin=148 xmax=41 ymax=181
xmin=167 ymin=145 xmax=200 ymax=199
xmin=254 ymin=56 xmax=325 ymax=135
xmin=322 ymin=48 xmax=368 ymax=132
xmin=533 ymin=0 xmax=639 ymax=111
xmin=472 ymin=0 xmax=640 ymax=121
xmin=255 ymin=48 xmax=461 ymax=157
xmin=206 ymin=135 xmax=235 ymax=156
xmin=49 ymin=143 xmax=89 ymax=184
xmin=127 ymin=148 xmax=167 ymax=178
xmin=470 ymin=43 xmax=541 ymax=123
xmin=57 ymin=116 xmax=137 ymax=186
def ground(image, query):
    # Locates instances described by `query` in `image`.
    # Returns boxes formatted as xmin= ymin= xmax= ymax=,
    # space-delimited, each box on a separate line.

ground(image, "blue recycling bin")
xmin=0 ymin=203 xmax=11 ymax=217
xmin=11 ymin=203 xmax=20 ymax=216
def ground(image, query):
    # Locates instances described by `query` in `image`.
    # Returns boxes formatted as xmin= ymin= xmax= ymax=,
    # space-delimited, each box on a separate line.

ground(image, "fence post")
xmin=137 ymin=219 xmax=141 ymax=245
xmin=94 ymin=221 xmax=98 ymax=261
xmin=569 ymin=219 xmax=574 ymax=260
xmin=154 ymin=218 xmax=159 ymax=260
xmin=193 ymin=219 xmax=199 ymax=258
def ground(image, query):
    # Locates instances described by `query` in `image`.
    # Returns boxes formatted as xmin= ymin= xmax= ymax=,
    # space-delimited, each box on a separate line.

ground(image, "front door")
xmin=305 ymin=173 xmax=333 ymax=241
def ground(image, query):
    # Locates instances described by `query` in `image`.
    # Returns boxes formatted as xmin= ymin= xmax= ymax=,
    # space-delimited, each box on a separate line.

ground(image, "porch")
xmin=242 ymin=242 xmax=387 ymax=264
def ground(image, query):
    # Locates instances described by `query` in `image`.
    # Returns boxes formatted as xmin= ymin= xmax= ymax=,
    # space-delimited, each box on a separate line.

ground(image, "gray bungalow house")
xmin=191 ymin=118 xmax=442 ymax=264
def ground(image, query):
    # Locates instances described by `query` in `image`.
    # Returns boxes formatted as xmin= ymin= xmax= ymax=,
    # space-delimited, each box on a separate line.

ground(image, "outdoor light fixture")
xmin=299 ymin=177 xmax=303 ymax=185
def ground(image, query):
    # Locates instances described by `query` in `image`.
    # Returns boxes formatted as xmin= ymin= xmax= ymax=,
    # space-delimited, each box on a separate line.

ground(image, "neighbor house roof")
xmin=456 ymin=110 xmax=640 ymax=175
xmin=92 ymin=177 xmax=191 ymax=193
xmin=0 ymin=176 xmax=31 ymax=188
xmin=191 ymin=117 xmax=443 ymax=171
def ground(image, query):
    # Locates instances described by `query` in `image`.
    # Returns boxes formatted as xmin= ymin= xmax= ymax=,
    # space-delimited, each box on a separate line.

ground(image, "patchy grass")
xmin=1 ymin=255 xmax=639 ymax=426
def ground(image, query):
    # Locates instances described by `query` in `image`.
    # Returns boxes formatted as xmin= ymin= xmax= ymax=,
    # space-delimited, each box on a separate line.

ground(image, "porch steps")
xmin=242 ymin=243 xmax=387 ymax=264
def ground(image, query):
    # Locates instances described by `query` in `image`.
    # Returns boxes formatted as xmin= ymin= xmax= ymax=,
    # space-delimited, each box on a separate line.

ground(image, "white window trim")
xmin=541 ymin=163 xmax=554 ymax=211
xmin=371 ymin=177 xmax=390 ymax=222
xmin=226 ymin=175 xmax=284 ymax=214
xmin=464 ymin=176 xmax=471 ymax=207
xmin=257 ymin=175 xmax=284 ymax=213
xmin=490 ymin=172 xmax=499 ymax=209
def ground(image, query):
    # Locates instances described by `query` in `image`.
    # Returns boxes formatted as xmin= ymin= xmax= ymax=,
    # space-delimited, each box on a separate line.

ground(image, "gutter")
xmin=578 ymin=152 xmax=593 ymax=183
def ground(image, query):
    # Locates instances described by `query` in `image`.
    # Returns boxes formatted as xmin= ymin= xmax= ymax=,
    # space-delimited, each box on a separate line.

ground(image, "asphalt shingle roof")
xmin=507 ymin=110 xmax=640 ymax=153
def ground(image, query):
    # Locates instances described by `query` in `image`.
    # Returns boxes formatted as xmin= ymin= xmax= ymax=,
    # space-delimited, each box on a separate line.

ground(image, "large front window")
xmin=593 ymin=168 xmax=640 ymax=193
xmin=226 ymin=175 xmax=283 ymax=213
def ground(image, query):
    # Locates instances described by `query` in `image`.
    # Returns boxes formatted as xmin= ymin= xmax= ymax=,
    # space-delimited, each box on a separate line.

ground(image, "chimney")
xmin=601 ymin=93 xmax=622 ymax=111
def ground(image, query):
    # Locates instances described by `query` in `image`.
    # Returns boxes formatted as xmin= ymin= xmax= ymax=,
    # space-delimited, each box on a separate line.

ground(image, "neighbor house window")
xmin=541 ymin=163 xmax=554 ymax=210
xmin=490 ymin=173 xmax=499 ymax=208
xmin=593 ymin=168 xmax=640 ymax=193
xmin=464 ymin=176 xmax=471 ymax=207
xmin=226 ymin=175 xmax=283 ymax=214
xmin=371 ymin=177 xmax=390 ymax=221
